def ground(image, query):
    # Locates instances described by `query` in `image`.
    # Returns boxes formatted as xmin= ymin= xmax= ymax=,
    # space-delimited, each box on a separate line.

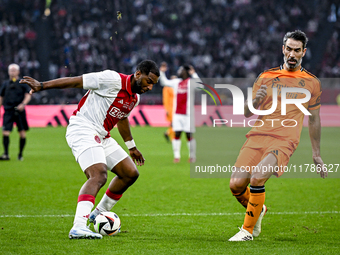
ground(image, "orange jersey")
xmin=247 ymin=66 xmax=322 ymax=149
xmin=162 ymin=86 xmax=174 ymax=121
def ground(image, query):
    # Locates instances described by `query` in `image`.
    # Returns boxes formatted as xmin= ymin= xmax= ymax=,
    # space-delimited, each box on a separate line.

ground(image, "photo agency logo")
xmin=199 ymin=82 xmax=312 ymax=128
xmin=191 ymin=78 xmax=336 ymax=179
xmin=197 ymin=82 xmax=223 ymax=112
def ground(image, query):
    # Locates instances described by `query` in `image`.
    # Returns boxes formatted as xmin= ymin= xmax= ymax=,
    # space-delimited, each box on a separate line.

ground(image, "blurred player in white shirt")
xmin=20 ymin=60 xmax=160 ymax=239
xmin=159 ymin=63 xmax=202 ymax=163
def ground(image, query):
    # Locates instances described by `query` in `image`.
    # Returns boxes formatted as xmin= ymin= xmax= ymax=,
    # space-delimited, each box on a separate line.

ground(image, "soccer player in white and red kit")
xmin=159 ymin=63 xmax=202 ymax=163
xmin=20 ymin=60 xmax=160 ymax=239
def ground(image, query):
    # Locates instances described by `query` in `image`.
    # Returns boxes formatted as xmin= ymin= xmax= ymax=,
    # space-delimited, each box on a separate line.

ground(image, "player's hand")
xmin=16 ymin=103 xmax=25 ymax=112
xmin=129 ymin=148 xmax=145 ymax=166
xmin=19 ymin=76 xmax=42 ymax=94
xmin=160 ymin=62 xmax=168 ymax=72
xmin=313 ymin=156 xmax=328 ymax=178
xmin=254 ymin=85 xmax=267 ymax=104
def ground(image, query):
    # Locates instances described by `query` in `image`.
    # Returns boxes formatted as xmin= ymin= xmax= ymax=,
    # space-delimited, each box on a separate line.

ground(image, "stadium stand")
xmin=1 ymin=0 xmax=339 ymax=105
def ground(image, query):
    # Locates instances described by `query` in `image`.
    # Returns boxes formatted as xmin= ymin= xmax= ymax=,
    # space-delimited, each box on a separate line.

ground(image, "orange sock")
xmin=243 ymin=185 xmax=265 ymax=234
xmin=169 ymin=127 xmax=175 ymax=141
xmin=232 ymin=186 xmax=250 ymax=209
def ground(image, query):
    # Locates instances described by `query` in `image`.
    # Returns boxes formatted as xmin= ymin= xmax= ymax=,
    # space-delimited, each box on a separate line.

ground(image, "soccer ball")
xmin=94 ymin=212 xmax=121 ymax=236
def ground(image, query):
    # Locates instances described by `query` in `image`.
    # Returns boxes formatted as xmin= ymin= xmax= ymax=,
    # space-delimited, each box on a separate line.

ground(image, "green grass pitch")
xmin=0 ymin=126 xmax=339 ymax=254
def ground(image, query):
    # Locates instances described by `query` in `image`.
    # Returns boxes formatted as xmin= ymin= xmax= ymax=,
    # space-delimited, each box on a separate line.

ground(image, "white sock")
xmin=187 ymin=139 xmax=196 ymax=159
xmin=73 ymin=201 xmax=94 ymax=228
xmin=96 ymin=193 xmax=119 ymax=212
xmin=172 ymin=139 xmax=181 ymax=159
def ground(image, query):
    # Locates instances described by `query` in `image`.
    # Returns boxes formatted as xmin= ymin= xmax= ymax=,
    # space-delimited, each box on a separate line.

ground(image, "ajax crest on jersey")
xmin=94 ymin=212 xmax=121 ymax=236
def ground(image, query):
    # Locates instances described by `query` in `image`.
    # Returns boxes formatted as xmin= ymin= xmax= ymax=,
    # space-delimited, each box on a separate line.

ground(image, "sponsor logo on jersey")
xmin=177 ymin=88 xmax=188 ymax=94
xmin=177 ymin=82 xmax=188 ymax=94
xmin=109 ymin=106 xmax=126 ymax=119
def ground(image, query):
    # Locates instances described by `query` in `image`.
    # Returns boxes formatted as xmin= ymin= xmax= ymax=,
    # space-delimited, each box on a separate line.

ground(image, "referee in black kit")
xmin=0 ymin=64 xmax=31 ymax=160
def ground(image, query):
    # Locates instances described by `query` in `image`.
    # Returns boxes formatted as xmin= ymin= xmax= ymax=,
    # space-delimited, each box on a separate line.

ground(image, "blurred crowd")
xmin=0 ymin=0 xmax=41 ymax=83
xmin=321 ymin=2 xmax=340 ymax=77
xmin=1 ymin=0 xmax=340 ymax=105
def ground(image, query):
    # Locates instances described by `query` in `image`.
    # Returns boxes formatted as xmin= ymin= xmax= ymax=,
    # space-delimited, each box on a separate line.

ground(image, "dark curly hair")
xmin=136 ymin=60 xmax=160 ymax=76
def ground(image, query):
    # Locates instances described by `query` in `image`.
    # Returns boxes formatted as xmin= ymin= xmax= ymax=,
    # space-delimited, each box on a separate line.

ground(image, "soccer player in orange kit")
xmin=228 ymin=30 xmax=328 ymax=241
xmin=161 ymin=62 xmax=175 ymax=142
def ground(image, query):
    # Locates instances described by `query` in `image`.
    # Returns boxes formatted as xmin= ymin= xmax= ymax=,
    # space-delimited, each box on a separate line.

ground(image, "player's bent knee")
xmin=125 ymin=167 xmax=139 ymax=183
xmin=3 ymin=131 xmax=10 ymax=136
xmin=95 ymin=170 xmax=108 ymax=188
xmin=112 ymin=157 xmax=139 ymax=185
xmin=249 ymin=177 xmax=267 ymax=187
xmin=229 ymin=178 xmax=248 ymax=194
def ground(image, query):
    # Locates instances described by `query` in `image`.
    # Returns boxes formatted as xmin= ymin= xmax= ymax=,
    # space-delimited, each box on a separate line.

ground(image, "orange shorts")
xmin=234 ymin=135 xmax=295 ymax=177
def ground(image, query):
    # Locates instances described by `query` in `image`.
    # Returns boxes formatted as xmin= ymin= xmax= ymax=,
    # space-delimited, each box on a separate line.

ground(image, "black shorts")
xmin=2 ymin=108 xmax=29 ymax=132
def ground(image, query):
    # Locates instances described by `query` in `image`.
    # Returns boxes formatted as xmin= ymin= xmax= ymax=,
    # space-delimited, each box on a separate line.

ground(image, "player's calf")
xmin=84 ymin=164 xmax=108 ymax=193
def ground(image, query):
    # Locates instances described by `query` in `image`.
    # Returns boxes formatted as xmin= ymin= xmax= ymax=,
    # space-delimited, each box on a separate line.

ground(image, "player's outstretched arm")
xmin=308 ymin=108 xmax=328 ymax=178
xmin=19 ymin=76 xmax=83 ymax=94
xmin=159 ymin=62 xmax=180 ymax=87
xmin=117 ymin=117 xmax=145 ymax=166
xmin=244 ymin=85 xmax=267 ymax=118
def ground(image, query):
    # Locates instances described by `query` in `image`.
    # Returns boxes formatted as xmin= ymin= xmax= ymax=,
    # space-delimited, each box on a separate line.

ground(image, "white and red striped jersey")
xmin=70 ymin=70 xmax=139 ymax=138
xmin=159 ymin=71 xmax=202 ymax=116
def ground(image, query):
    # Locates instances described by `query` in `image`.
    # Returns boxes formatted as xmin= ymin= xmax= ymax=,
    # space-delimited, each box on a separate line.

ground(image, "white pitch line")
xmin=0 ymin=211 xmax=339 ymax=218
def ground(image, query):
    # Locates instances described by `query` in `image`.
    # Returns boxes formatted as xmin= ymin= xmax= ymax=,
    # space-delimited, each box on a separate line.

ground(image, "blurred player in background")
xmin=161 ymin=62 xmax=175 ymax=142
xmin=228 ymin=30 xmax=327 ymax=241
xmin=20 ymin=60 xmax=160 ymax=239
xmin=159 ymin=62 xmax=202 ymax=163
xmin=0 ymin=64 xmax=31 ymax=161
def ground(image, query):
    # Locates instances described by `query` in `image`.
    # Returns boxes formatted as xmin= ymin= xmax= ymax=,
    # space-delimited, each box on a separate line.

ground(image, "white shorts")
xmin=66 ymin=121 xmax=128 ymax=171
xmin=78 ymin=146 xmax=128 ymax=172
xmin=172 ymin=114 xmax=195 ymax=133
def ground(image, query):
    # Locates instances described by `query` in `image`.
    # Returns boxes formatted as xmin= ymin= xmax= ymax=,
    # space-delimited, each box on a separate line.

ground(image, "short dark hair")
xmin=136 ymin=60 xmax=160 ymax=76
xmin=283 ymin=30 xmax=308 ymax=49
xmin=182 ymin=64 xmax=192 ymax=76
xmin=183 ymin=64 xmax=191 ymax=71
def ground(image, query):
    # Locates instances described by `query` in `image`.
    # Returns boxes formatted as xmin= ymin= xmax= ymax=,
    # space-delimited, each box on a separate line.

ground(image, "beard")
xmin=132 ymin=79 xmax=144 ymax=94
xmin=284 ymin=55 xmax=302 ymax=70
